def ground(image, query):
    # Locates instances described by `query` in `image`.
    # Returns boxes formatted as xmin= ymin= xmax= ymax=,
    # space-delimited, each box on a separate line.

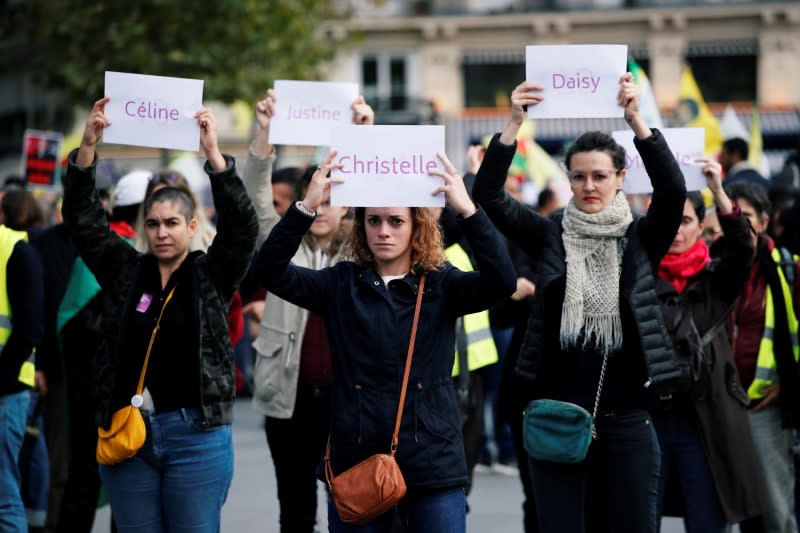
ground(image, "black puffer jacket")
xmin=62 ymin=149 xmax=258 ymax=428
xmin=472 ymin=130 xmax=687 ymax=409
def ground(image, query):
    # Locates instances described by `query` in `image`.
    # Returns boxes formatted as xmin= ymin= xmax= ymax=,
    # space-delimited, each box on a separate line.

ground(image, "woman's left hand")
xmin=195 ymin=107 xmax=226 ymax=171
xmin=697 ymin=157 xmax=733 ymax=214
xmin=430 ymin=152 xmax=477 ymax=218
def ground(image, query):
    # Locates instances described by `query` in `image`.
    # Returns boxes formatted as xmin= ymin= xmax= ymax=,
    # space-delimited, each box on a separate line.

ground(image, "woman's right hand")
xmin=300 ymin=150 xmax=344 ymax=213
xmin=252 ymin=89 xmax=277 ymax=158
xmin=500 ymin=82 xmax=543 ymax=145
xmin=76 ymin=97 xmax=111 ymax=167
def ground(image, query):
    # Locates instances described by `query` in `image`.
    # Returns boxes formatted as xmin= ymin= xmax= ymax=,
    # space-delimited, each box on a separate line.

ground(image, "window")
xmin=686 ymin=42 xmax=758 ymax=102
xmin=360 ymin=54 xmax=411 ymax=111
xmin=463 ymin=62 xmax=525 ymax=108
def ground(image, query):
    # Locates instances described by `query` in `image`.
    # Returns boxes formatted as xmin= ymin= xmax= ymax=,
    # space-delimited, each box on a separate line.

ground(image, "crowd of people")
xmin=0 ymin=72 xmax=799 ymax=533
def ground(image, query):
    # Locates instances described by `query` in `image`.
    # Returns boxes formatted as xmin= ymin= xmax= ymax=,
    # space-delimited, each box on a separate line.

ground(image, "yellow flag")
xmin=676 ymin=66 xmax=722 ymax=155
xmin=748 ymin=102 xmax=762 ymax=168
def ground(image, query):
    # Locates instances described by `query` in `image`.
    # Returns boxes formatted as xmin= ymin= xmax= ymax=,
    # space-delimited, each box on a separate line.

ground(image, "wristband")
xmin=295 ymin=201 xmax=316 ymax=218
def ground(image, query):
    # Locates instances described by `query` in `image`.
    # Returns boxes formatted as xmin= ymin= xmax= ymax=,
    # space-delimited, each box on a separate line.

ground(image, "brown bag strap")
xmin=135 ymin=285 xmax=177 ymax=395
xmin=325 ymin=274 xmax=426 ymax=482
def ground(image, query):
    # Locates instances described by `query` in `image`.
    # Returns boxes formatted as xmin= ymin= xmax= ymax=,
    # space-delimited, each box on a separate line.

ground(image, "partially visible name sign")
xmin=269 ymin=80 xmax=359 ymax=146
xmin=526 ymin=45 xmax=628 ymax=119
xmin=330 ymin=125 xmax=445 ymax=207
xmin=612 ymin=128 xmax=706 ymax=194
xmin=103 ymin=71 xmax=204 ymax=151
xmin=22 ymin=130 xmax=63 ymax=187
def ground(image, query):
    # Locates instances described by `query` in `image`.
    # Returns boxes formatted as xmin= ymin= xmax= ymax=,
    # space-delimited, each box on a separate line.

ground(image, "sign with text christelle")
xmin=103 ymin=71 xmax=204 ymax=151
xmin=329 ymin=125 xmax=446 ymax=208
xmin=269 ymin=80 xmax=359 ymax=146
xmin=525 ymin=45 xmax=628 ymax=119
xmin=612 ymin=128 xmax=706 ymax=194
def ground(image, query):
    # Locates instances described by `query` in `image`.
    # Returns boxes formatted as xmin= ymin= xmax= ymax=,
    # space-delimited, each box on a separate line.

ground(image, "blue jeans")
xmin=528 ymin=409 xmax=661 ymax=533
xmin=0 ymin=390 xmax=30 ymax=533
xmin=652 ymin=408 xmax=727 ymax=533
xmin=0 ymin=391 xmax=30 ymax=533
xmin=99 ymin=408 xmax=233 ymax=533
xmin=328 ymin=487 xmax=466 ymax=533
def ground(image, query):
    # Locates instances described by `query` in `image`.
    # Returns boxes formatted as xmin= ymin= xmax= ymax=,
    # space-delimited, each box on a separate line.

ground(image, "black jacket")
xmin=254 ymin=204 xmax=516 ymax=489
xmin=655 ymin=208 xmax=768 ymax=523
xmin=472 ymin=130 xmax=687 ymax=409
xmin=62 ymin=149 xmax=258 ymax=428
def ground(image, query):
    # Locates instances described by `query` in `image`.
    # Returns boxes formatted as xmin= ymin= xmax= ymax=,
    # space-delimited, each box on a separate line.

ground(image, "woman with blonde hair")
xmin=252 ymin=149 xmax=516 ymax=532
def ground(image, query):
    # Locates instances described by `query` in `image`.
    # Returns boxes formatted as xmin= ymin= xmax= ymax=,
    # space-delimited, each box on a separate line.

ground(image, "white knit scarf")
xmin=560 ymin=191 xmax=633 ymax=355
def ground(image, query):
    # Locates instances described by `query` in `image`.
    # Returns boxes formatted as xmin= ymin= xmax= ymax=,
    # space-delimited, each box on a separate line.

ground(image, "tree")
xmin=2 ymin=0 xmax=345 ymax=111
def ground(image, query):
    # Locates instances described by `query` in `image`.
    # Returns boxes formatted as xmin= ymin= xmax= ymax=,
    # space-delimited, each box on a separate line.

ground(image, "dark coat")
xmin=655 ymin=208 xmax=768 ymax=523
xmin=62 ymin=149 xmax=258 ymax=428
xmin=253 ymin=204 xmax=516 ymax=489
xmin=472 ymin=130 xmax=687 ymax=409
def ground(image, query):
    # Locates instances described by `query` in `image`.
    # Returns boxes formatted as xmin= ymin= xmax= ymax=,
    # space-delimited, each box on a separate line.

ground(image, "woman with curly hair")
xmin=252 ymin=149 xmax=516 ymax=532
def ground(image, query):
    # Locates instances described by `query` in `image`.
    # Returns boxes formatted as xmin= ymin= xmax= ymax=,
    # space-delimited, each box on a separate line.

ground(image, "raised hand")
xmin=429 ymin=152 xmax=477 ymax=218
xmin=195 ymin=107 xmax=226 ymax=171
xmin=300 ymin=150 xmax=345 ymax=213
xmin=501 ymin=82 xmax=544 ymax=144
xmin=252 ymin=89 xmax=277 ymax=158
xmin=352 ymin=96 xmax=374 ymax=125
xmin=617 ymin=72 xmax=651 ymax=139
xmin=696 ymin=157 xmax=733 ymax=214
xmin=76 ymin=96 xmax=111 ymax=167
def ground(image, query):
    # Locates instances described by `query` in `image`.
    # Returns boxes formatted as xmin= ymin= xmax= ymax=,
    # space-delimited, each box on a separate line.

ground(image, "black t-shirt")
xmin=111 ymin=256 xmax=200 ymax=414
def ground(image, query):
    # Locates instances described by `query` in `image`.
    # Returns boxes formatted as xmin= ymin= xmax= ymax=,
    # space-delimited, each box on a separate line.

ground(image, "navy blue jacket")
xmin=254 ymin=204 xmax=516 ymax=489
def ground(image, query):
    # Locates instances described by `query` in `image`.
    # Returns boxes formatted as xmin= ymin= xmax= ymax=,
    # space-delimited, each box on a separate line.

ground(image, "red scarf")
xmin=658 ymin=239 xmax=710 ymax=294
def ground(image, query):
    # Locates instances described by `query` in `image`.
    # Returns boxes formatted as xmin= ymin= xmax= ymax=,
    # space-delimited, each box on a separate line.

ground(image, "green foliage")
xmin=2 ymin=0 xmax=343 ymax=105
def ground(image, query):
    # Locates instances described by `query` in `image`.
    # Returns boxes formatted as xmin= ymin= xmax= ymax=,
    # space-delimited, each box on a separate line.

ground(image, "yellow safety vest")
xmin=0 ymin=225 xmax=36 ymax=387
xmin=445 ymin=244 xmax=499 ymax=376
xmin=748 ymin=248 xmax=799 ymax=399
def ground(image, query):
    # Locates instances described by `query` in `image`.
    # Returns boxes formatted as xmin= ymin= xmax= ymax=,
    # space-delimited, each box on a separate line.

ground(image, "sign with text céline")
xmin=21 ymin=129 xmax=63 ymax=187
xmin=612 ymin=128 xmax=706 ymax=194
xmin=330 ymin=125 xmax=445 ymax=208
xmin=103 ymin=71 xmax=204 ymax=151
xmin=526 ymin=44 xmax=628 ymax=119
xmin=269 ymin=80 xmax=359 ymax=147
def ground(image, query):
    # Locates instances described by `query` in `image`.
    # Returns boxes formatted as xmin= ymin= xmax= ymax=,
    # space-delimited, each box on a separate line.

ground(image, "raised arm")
xmin=429 ymin=154 xmax=517 ymax=315
xmin=196 ymin=107 xmax=259 ymax=302
xmin=242 ymin=90 xmax=279 ymax=249
xmin=63 ymin=97 xmax=138 ymax=288
xmin=620 ymin=72 xmax=687 ymax=264
xmin=703 ymin=158 xmax=754 ymax=301
xmin=471 ymin=82 xmax=550 ymax=258
xmin=251 ymin=151 xmax=343 ymax=313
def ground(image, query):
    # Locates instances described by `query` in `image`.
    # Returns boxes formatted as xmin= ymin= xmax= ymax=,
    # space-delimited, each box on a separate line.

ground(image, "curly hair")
xmin=347 ymin=207 xmax=446 ymax=273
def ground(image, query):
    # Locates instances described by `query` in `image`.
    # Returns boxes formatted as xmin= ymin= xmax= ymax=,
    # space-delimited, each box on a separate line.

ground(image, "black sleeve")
xmin=709 ymin=206 xmax=755 ymax=303
xmin=471 ymin=134 xmax=551 ymax=259
xmin=202 ymin=155 xmax=259 ymax=303
xmin=0 ymin=241 xmax=44 ymax=385
xmin=633 ymin=129 xmax=688 ymax=265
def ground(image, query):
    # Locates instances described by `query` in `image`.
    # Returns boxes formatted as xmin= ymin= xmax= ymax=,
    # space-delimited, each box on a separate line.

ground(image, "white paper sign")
xmin=103 ymin=72 xmax=203 ymax=151
xmin=612 ymin=128 xmax=706 ymax=194
xmin=526 ymin=45 xmax=628 ymax=119
xmin=269 ymin=80 xmax=359 ymax=146
xmin=330 ymin=125 xmax=445 ymax=207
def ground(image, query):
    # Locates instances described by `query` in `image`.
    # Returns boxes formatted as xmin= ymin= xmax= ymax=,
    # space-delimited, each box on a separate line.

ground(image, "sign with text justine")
xmin=269 ymin=80 xmax=359 ymax=146
xmin=612 ymin=128 xmax=706 ymax=194
xmin=103 ymin=71 xmax=204 ymax=151
xmin=526 ymin=45 xmax=628 ymax=119
xmin=329 ymin=125 xmax=446 ymax=208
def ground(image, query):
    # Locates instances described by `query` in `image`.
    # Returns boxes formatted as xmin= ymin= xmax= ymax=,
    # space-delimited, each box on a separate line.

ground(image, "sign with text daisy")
xmin=525 ymin=44 xmax=628 ymax=119
xmin=103 ymin=71 xmax=204 ymax=151
xmin=329 ymin=125 xmax=446 ymax=207
xmin=613 ymin=127 xmax=706 ymax=194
